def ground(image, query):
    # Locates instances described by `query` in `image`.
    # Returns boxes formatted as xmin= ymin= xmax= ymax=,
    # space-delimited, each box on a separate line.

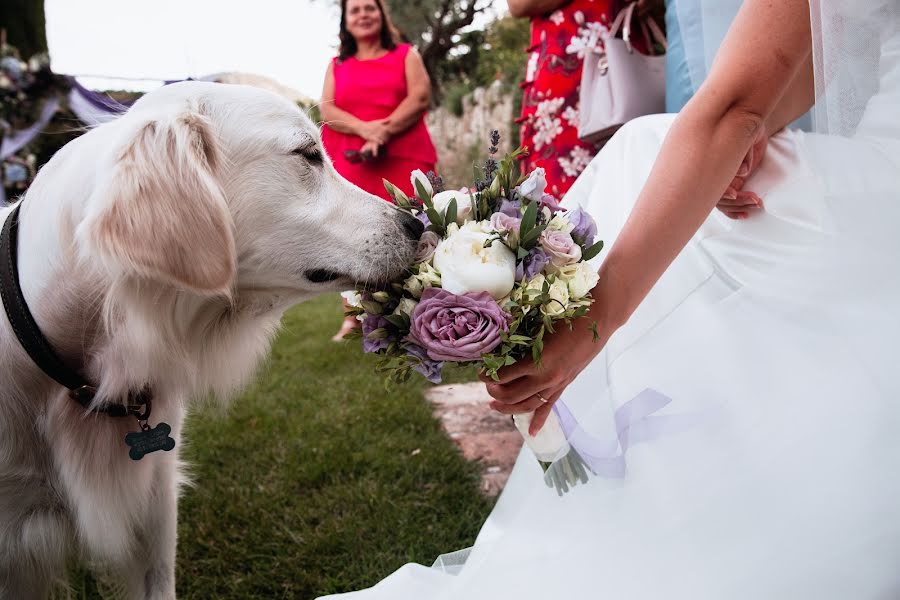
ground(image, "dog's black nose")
xmin=401 ymin=213 xmax=425 ymax=241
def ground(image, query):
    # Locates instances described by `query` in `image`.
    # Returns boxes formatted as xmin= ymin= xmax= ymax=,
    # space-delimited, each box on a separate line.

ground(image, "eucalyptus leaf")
xmin=425 ymin=206 xmax=445 ymax=234
xmin=383 ymin=314 xmax=408 ymax=329
xmin=445 ymin=198 xmax=457 ymax=227
xmin=360 ymin=300 xmax=383 ymax=315
xmin=414 ymin=179 xmax=433 ymax=205
xmin=520 ymin=201 xmax=537 ymax=237
xmin=582 ymin=240 xmax=605 ymax=261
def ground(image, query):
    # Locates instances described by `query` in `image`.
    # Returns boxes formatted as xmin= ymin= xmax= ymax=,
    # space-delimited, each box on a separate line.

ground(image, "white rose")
xmin=516 ymin=167 xmax=547 ymax=202
xmin=410 ymin=169 xmax=433 ymax=197
xmin=431 ymin=190 xmax=473 ymax=224
xmin=547 ymin=213 xmax=575 ymax=234
xmin=525 ymin=273 xmax=547 ymax=294
xmin=393 ymin=298 xmax=419 ymax=318
xmin=541 ymin=278 xmax=570 ymax=317
xmin=340 ymin=290 xmax=362 ymax=307
xmin=433 ymin=222 xmax=517 ymax=300
xmin=557 ymin=262 xmax=599 ymax=299
xmin=403 ymin=262 xmax=442 ymax=298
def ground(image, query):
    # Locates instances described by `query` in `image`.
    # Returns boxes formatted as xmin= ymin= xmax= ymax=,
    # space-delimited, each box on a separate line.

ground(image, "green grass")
xmin=72 ymin=294 xmax=492 ymax=599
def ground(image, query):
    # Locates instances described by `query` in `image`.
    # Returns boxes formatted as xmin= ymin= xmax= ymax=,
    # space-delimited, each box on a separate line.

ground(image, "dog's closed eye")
xmin=292 ymin=145 xmax=323 ymax=165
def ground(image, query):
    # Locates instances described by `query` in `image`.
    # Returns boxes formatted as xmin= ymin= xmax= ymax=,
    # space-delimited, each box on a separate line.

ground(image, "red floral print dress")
xmin=518 ymin=0 xmax=613 ymax=197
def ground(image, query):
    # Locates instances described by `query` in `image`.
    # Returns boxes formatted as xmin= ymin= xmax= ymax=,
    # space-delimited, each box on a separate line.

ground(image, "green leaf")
xmin=425 ymin=206 xmax=445 ymax=235
xmin=590 ymin=321 xmax=601 ymax=343
xmin=517 ymin=246 xmax=530 ymax=260
xmin=360 ymin=300 xmax=383 ymax=315
xmin=520 ymin=201 xmax=537 ymax=237
xmin=581 ymin=240 xmax=605 ymax=262
xmin=519 ymin=223 xmax=547 ymax=249
xmin=366 ymin=327 xmax=389 ymax=340
xmin=383 ymin=314 xmax=408 ymax=329
xmin=414 ymin=179 xmax=433 ymax=204
xmin=445 ymin=198 xmax=457 ymax=227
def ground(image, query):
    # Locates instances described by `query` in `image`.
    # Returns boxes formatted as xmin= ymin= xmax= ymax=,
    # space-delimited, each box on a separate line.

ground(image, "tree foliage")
xmin=386 ymin=0 xmax=490 ymax=99
xmin=0 ymin=0 xmax=48 ymax=59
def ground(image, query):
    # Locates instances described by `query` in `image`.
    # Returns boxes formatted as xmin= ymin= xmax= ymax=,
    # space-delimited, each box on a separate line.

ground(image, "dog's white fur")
xmin=0 ymin=81 xmax=419 ymax=599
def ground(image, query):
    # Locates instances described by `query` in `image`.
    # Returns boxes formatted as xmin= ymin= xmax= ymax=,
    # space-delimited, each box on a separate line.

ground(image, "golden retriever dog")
xmin=0 ymin=81 xmax=421 ymax=599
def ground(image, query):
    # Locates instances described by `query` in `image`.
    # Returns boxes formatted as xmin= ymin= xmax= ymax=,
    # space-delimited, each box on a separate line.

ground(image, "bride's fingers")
xmin=484 ymin=375 xmax=539 ymax=405
xmin=489 ymin=394 xmax=546 ymax=415
xmin=479 ymin=359 xmax=534 ymax=385
xmin=529 ymin=387 xmax=564 ymax=436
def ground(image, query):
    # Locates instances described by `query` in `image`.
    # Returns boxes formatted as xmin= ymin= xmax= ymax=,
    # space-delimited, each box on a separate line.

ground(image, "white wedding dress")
xmin=321 ymin=3 xmax=900 ymax=598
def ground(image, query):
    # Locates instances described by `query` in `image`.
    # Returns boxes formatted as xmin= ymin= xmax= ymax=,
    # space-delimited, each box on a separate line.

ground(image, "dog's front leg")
xmin=118 ymin=462 xmax=179 ymax=600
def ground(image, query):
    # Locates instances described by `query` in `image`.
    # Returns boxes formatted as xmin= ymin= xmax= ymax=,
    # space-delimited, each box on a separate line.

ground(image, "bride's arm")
xmin=599 ymin=0 xmax=813 ymax=330
xmin=486 ymin=0 xmax=814 ymax=433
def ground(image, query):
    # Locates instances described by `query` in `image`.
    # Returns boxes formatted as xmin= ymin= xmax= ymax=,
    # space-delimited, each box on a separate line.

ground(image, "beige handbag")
xmin=578 ymin=2 xmax=667 ymax=146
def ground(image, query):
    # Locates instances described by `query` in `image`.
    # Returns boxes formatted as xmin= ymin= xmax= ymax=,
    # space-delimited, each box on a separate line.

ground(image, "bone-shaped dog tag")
xmin=125 ymin=422 xmax=176 ymax=461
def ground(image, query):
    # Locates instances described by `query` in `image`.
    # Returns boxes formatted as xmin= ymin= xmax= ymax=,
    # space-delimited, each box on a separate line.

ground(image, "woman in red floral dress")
xmin=509 ymin=0 xmax=613 ymax=197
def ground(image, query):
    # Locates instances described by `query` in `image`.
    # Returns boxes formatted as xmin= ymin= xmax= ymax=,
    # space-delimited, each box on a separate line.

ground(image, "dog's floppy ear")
xmin=82 ymin=105 xmax=236 ymax=294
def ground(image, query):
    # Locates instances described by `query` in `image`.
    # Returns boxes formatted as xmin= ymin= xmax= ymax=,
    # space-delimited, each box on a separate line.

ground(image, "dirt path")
xmin=425 ymin=382 xmax=523 ymax=496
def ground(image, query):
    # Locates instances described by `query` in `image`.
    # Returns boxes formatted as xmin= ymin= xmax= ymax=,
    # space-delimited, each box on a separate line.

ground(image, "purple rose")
xmin=515 ymin=248 xmax=550 ymax=281
xmin=415 ymin=211 xmax=431 ymax=228
xmin=362 ymin=313 xmax=392 ymax=353
xmin=568 ymin=207 xmax=597 ymax=246
xmin=539 ymin=193 xmax=565 ymax=215
xmin=405 ymin=344 xmax=444 ymax=383
xmin=406 ymin=288 xmax=512 ymax=362
xmin=498 ymin=199 xmax=521 ymax=218
xmin=540 ymin=229 xmax=582 ymax=267
xmin=414 ymin=231 xmax=441 ymax=263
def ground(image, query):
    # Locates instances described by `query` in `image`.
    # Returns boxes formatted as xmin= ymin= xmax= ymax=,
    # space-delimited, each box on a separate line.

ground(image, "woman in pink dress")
xmin=321 ymin=0 xmax=438 ymax=340
xmin=320 ymin=0 xmax=437 ymax=202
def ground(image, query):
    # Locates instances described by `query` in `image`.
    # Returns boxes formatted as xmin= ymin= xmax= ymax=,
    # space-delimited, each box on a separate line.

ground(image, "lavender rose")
xmin=415 ymin=211 xmax=431 ymax=228
xmin=489 ymin=212 xmax=521 ymax=234
xmin=414 ymin=230 xmax=441 ymax=264
xmin=407 ymin=288 xmax=512 ymax=361
xmin=540 ymin=229 xmax=582 ymax=268
xmin=499 ymin=199 xmax=521 ymax=218
xmin=517 ymin=167 xmax=548 ymax=202
xmin=568 ymin=207 xmax=598 ymax=246
xmin=362 ymin=313 xmax=393 ymax=353
xmin=515 ymin=247 xmax=550 ymax=281
xmin=539 ymin=193 xmax=564 ymax=215
xmin=404 ymin=344 xmax=444 ymax=383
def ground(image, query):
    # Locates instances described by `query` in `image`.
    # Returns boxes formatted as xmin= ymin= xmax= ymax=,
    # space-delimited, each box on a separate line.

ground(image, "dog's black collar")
xmin=0 ymin=203 xmax=150 ymax=418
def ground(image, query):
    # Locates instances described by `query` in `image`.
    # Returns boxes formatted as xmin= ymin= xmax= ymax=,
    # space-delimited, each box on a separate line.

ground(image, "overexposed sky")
xmin=46 ymin=0 xmax=504 ymax=99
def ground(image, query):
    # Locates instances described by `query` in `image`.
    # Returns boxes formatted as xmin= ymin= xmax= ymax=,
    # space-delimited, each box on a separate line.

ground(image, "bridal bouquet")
xmin=349 ymin=131 xmax=602 ymax=494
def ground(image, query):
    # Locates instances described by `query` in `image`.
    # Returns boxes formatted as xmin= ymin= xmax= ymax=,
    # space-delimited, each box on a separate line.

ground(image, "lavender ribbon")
xmin=66 ymin=79 xmax=131 ymax=126
xmin=1 ymin=97 xmax=60 ymax=160
xmin=555 ymin=388 xmax=695 ymax=478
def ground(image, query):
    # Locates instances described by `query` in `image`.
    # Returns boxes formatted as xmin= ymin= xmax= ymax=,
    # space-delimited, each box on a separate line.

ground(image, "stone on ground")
xmin=425 ymin=382 xmax=522 ymax=496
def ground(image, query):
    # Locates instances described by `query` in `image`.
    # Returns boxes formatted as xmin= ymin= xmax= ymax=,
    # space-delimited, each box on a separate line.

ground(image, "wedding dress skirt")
xmin=321 ymin=36 xmax=900 ymax=600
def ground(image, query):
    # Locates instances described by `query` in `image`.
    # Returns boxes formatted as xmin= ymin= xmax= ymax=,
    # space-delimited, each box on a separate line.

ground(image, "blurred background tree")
xmin=321 ymin=1 xmax=528 ymax=104
xmin=0 ymin=0 xmax=48 ymax=58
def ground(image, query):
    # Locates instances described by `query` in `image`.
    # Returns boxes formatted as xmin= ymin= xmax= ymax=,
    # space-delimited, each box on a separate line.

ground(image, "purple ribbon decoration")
xmin=66 ymin=79 xmax=132 ymax=126
xmin=555 ymin=388 xmax=699 ymax=478
xmin=1 ymin=97 xmax=60 ymax=161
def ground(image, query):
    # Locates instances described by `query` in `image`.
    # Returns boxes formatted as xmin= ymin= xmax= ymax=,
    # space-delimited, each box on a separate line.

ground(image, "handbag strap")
xmin=607 ymin=2 xmax=667 ymax=55
xmin=608 ymin=2 xmax=638 ymax=48
xmin=643 ymin=15 xmax=668 ymax=51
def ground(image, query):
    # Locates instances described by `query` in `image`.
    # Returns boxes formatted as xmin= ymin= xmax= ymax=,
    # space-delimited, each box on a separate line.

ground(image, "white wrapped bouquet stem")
xmin=513 ymin=410 xmax=590 ymax=495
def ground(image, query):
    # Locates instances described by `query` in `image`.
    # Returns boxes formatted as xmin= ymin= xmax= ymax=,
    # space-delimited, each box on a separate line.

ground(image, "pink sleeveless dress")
xmin=322 ymin=44 xmax=438 ymax=202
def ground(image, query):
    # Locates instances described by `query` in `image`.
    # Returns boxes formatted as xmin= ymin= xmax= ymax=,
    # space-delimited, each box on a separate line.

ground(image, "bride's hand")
xmin=481 ymin=316 xmax=610 ymax=436
xmin=716 ymin=128 xmax=768 ymax=219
